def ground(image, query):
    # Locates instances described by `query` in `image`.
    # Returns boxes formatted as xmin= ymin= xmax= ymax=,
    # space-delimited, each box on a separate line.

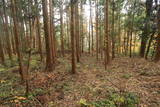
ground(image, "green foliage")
xmin=82 ymin=92 xmax=139 ymax=107
xmin=79 ymin=99 xmax=90 ymax=107
xmin=105 ymin=70 xmax=112 ymax=73
xmin=121 ymin=74 xmax=132 ymax=79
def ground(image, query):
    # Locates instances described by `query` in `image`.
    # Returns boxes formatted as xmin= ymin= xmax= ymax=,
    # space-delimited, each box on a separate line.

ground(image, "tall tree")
xmin=111 ymin=0 xmax=115 ymax=59
xmin=140 ymin=0 xmax=153 ymax=57
xmin=60 ymin=0 xmax=65 ymax=57
xmin=2 ymin=0 xmax=13 ymax=61
xmin=75 ymin=0 xmax=80 ymax=62
xmin=95 ymin=0 xmax=99 ymax=60
xmin=70 ymin=0 xmax=76 ymax=73
xmin=11 ymin=0 xmax=24 ymax=80
xmin=104 ymin=0 xmax=110 ymax=69
xmin=42 ymin=0 xmax=54 ymax=71
xmin=154 ymin=6 xmax=160 ymax=62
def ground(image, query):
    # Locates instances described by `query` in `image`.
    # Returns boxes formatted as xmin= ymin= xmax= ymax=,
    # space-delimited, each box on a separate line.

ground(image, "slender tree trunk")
xmin=145 ymin=32 xmax=155 ymax=59
xmin=126 ymin=30 xmax=130 ymax=56
xmin=2 ymin=0 xmax=12 ymax=61
xmin=95 ymin=0 xmax=99 ymax=60
xmin=154 ymin=7 xmax=160 ymax=62
xmin=11 ymin=0 xmax=24 ymax=81
xmin=75 ymin=1 xmax=80 ymax=62
xmin=111 ymin=0 xmax=115 ymax=59
xmin=88 ymin=17 xmax=91 ymax=54
xmin=36 ymin=17 xmax=43 ymax=61
xmin=129 ymin=14 xmax=134 ymax=58
xmin=140 ymin=0 xmax=153 ymax=57
xmin=70 ymin=0 xmax=76 ymax=73
xmin=60 ymin=2 xmax=65 ymax=57
xmin=49 ymin=0 xmax=56 ymax=64
xmin=0 ymin=34 xmax=5 ymax=64
xmin=80 ymin=1 xmax=84 ymax=54
xmin=90 ymin=0 xmax=94 ymax=54
xmin=104 ymin=0 xmax=110 ymax=69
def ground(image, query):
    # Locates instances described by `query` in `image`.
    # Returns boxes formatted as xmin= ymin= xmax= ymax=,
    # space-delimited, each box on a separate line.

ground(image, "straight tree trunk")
xmin=90 ymin=0 xmax=94 ymax=54
xmin=0 ymin=34 xmax=5 ymax=64
xmin=95 ymin=0 xmax=99 ymax=60
xmin=60 ymin=1 xmax=65 ymax=57
xmin=11 ymin=0 xmax=24 ymax=81
xmin=145 ymin=32 xmax=155 ymax=59
xmin=140 ymin=0 xmax=153 ymax=57
xmin=70 ymin=0 xmax=76 ymax=73
xmin=154 ymin=7 xmax=160 ymax=62
xmin=42 ymin=0 xmax=54 ymax=71
xmin=104 ymin=0 xmax=110 ymax=69
xmin=2 ymin=0 xmax=12 ymax=61
xmin=75 ymin=1 xmax=80 ymax=62
xmin=49 ymin=0 xmax=56 ymax=64
xmin=111 ymin=0 xmax=115 ymax=59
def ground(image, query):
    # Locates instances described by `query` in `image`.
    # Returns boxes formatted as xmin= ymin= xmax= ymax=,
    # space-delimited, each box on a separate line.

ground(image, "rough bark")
xmin=70 ymin=0 xmax=76 ymax=73
xmin=11 ymin=0 xmax=24 ymax=81
xmin=42 ymin=0 xmax=54 ymax=71
xmin=104 ymin=0 xmax=110 ymax=69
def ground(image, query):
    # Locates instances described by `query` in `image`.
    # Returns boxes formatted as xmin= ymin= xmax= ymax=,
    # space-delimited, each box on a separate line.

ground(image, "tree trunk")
xmin=2 ymin=0 xmax=12 ymax=61
xmin=49 ymin=0 xmax=56 ymax=64
xmin=0 ymin=34 xmax=5 ymax=65
xmin=95 ymin=0 xmax=99 ymax=60
xmin=154 ymin=7 xmax=160 ymax=62
xmin=70 ymin=0 xmax=76 ymax=73
xmin=11 ymin=0 xmax=24 ymax=81
xmin=140 ymin=0 xmax=153 ymax=57
xmin=111 ymin=0 xmax=115 ymax=59
xmin=42 ymin=0 xmax=54 ymax=71
xmin=104 ymin=0 xmax=110 ymax=69
xmin=60 ymin=2 xmax=65 ymax=57
xmin=145 ymin=32 xmax=155 ymax=59
xmin=75 ymin=1 xmax=80 ymax=62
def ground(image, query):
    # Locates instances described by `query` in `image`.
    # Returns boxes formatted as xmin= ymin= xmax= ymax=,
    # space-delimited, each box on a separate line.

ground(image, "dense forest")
xmin=0 ymin=0 xmax=160 ymax=106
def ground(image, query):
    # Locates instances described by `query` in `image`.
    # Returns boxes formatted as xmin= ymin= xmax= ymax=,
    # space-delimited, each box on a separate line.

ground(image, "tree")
xmin=70 ymin=0 xmax=76 ymax=73
xmin=42 ymin=0 xmax=54 ymax=71
xmin=95 ymin=0 xmax=99 ymax=60
xmin=104 ymin=0 xmax=110 ymax=69
xmin=140 ymin=0 xmax=153 ymax=57
xmin=111 ymin=0 xmax=115 ymax=59
xmin=11 ymin=0 xmax=24 ymax=81
xmin=75 ymin=0 xmax=80 ymax=62
xmin=60 ymin=0 xmax=65 ymax=57
xmin=154 ymin=6 xmax=160 ymax=62
xmin=2 ymin=0 xmax=12 ymax=62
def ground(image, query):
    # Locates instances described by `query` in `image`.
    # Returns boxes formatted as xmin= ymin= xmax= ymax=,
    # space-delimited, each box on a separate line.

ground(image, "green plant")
xmin=121 ymin=74 xmax=132 ymax=79
xmin=89 ymin=92 xmax=139 ymax=107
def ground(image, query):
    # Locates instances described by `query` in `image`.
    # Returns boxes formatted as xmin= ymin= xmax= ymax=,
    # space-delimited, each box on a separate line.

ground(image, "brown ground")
xmin=0 ymin=55 xmax=160 ymax=107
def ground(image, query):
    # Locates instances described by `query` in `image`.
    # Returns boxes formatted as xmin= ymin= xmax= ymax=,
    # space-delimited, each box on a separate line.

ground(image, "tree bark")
xmin=104 ymin=0 xmax=110 ymax=69
xmin=154 ymin=7 xmax=160 ymax=62
xmin=70 ymin=0 xmax=76 ymax=73
xmin=42 ymin=0 xmax=54 ymax=71
xmin=11 ymin=0 xmax=24 ymax=81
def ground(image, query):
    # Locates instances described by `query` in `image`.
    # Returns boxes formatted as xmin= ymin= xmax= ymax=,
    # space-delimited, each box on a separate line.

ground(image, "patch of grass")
xmin=121 ymin=74 xmax=132 ymax=79
xmin=80 ymin=92 xmax=139 ymax=107
xmin=105 ymin=70 xmax=112 ymax=73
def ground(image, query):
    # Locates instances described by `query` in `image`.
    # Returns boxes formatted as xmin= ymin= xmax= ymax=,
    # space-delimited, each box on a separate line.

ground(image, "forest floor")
xmin=0 ymin=54 xmax=160 ymax=107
